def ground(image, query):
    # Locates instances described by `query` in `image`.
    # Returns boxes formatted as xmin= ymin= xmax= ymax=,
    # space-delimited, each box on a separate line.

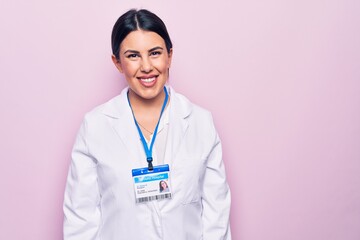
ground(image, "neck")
xmin=128 ymin=89 xmax=166 ymax=112
xmin=128 ymin=88 xmax=169 ymax=140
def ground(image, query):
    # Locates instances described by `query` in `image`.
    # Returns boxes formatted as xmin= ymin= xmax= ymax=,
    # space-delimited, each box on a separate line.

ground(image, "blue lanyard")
xmin=127 ymin=87 xmax=169 ymax=170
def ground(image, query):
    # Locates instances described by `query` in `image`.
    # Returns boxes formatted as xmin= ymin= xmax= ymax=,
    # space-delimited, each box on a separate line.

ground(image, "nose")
xmin=140 ymin=56 xmax=153 ymax=72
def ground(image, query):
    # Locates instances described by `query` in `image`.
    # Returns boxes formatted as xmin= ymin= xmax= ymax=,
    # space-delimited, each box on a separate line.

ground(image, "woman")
xmin=159 ymin=180 xmax=169 ymax=193
xmin=63 ymin=9 xmax=231 ymax=240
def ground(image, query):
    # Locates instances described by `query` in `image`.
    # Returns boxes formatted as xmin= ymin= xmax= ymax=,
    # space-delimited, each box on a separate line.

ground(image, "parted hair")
xmin=111 ymin=9 xmax=173 ymax=60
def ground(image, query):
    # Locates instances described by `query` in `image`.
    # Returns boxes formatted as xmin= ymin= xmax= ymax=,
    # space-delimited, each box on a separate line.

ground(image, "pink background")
xmin=1 ymin=0 xmax=359 ymax=239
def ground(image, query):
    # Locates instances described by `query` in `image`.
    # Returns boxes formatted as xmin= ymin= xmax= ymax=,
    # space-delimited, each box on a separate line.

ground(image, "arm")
xmin=63 ymin=119 xmax=101 ymax=240
xmin=202 ymin=133 xmax=232 ymax=240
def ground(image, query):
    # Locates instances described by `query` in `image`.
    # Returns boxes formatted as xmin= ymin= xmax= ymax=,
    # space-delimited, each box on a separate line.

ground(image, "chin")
xmin=131 ymin=88 xmax=162 ymax=101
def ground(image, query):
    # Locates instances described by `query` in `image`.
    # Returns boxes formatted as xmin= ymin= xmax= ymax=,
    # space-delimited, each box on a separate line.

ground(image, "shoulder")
xmin=170 ymin=87 xmax=213 ymax=119
xmin=83 ymin=87 xmax=129 ymax=123
xmin=171 ymin=88 xmax=213 ymax=119
xmin=169 ymin=87 xmax=220 ymax=156
xmin=170 ymin=87 xmax=216 ymax=132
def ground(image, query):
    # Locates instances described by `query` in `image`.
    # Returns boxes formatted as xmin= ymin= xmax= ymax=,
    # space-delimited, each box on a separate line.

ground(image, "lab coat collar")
xmin=101 ymin=86 xmax=192 ymax=120
xmin=101 ymin=86 xmax=192 ymax=166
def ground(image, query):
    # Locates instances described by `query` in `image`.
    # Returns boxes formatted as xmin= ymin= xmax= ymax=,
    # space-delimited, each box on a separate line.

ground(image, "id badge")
xmin=132 ymin=164 xmax=172 ymax=203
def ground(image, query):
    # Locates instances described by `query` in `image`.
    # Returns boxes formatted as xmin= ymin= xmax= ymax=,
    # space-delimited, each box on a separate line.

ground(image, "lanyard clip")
xmin=147 ymin=157 xmax=154 ymax=171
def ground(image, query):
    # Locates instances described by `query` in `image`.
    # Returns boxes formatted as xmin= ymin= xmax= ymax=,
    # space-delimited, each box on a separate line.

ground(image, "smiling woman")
xmin=112 ymin=30 xmax=172 ymax=105
xmin=63 ymin=9 xmax=231 ymax=240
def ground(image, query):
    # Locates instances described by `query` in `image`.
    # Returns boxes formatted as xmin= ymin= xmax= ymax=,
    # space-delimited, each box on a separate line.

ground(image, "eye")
xmin=150 ymin=51 xmax=161 ymax=57
xmin=126 ymin=53 xmax=139 ymax=59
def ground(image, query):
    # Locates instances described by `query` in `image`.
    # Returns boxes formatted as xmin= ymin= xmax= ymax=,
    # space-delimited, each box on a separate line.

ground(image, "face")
xmin=112 ymin=30 xmax=173 ymax=102
xmin=161 ymin=181 xmax=167 ymax=189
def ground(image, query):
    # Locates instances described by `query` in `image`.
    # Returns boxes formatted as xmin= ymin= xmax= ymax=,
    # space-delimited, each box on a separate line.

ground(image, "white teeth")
xmin=141 ymin=77 xmax=155 ymax=83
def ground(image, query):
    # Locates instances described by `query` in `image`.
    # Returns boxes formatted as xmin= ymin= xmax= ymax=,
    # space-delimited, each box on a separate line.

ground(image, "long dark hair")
xmin=111 ymin=9 xmax=173 ymax=60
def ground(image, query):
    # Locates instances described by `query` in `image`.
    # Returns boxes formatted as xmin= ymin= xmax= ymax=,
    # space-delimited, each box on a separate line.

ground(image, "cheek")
xmin=153 ymin=58 xmax=171 ymax=71
xmin=124 ymin=63 xmax=139 ymax=75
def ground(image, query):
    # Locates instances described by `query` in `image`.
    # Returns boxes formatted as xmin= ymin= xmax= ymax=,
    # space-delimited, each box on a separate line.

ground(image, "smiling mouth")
xmin=139 ymin=77 xmax=156 ymax=83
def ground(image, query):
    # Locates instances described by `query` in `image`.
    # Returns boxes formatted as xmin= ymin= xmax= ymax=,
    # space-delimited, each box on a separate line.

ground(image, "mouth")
xmin=139 ymin=77 xmax=156 ymax=83
xmin=137 ymin=75 xmax=158 ymax=87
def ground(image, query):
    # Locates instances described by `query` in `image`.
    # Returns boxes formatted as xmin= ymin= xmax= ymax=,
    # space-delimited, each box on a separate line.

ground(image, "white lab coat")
xmin=63 ymin=86 xmax=231 ymax=240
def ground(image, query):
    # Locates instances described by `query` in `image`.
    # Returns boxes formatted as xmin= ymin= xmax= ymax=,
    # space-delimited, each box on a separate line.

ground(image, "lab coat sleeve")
xmin=63 ymin=119 xmax=101 ymax=240
xmin=202 ymin=130 xmax=231 ymax=240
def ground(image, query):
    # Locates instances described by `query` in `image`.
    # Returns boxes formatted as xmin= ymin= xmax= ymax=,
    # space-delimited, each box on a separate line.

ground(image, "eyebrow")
xmin=123 ymin=46 xmax=164 ymax=55
xmin=149 ymin=46 xmax=164 ymax=52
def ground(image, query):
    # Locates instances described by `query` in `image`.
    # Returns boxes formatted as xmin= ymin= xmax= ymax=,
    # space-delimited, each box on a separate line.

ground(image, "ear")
xmin=111 ymin=54 xmax=123 ymax=73
xmin=167 ymin=48 xmax=173 ymax=68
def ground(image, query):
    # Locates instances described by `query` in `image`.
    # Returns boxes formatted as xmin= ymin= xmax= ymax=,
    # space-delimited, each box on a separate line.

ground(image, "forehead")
xmin=120 ymin=30 xmax=166 ymax=52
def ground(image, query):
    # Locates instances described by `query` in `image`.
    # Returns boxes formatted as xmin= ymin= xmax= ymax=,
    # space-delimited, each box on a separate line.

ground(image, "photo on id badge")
xmin=159 ymin=180 xmax=170 ymax=193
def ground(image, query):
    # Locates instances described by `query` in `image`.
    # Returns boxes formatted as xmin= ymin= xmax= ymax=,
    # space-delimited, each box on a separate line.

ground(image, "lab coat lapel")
xmin=159 ymin=87 xmax=192 ymax=211
xmin=103 ymin=88 xmax=145 ymax=167
xmin=165 ymin=87 xmax=192 ymax=165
